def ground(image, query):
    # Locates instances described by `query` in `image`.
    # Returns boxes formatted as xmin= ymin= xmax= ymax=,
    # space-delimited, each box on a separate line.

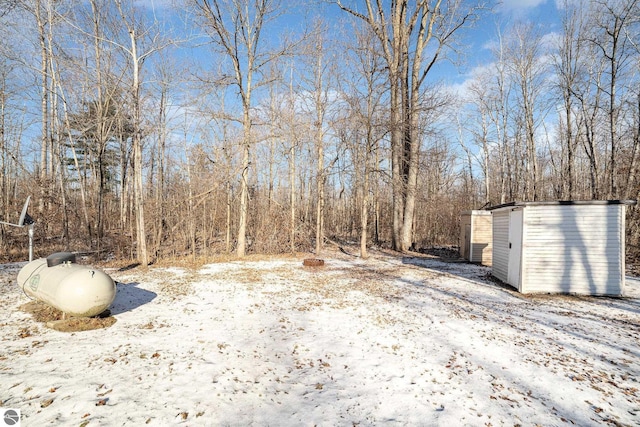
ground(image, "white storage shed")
xmin=459 ymin=210 xmax=492 ymax=266
xmin=488 ymin=200 xmax=636 ymax=296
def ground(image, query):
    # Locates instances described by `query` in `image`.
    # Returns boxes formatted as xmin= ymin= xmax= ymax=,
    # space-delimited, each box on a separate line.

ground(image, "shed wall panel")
xmin=521 ymin=205 xmax=623 ymax=295
xmin=492 ymin=210 xmax=509 ymax=283
xmin=471 ymin=214 xmax=493 ymax=265
xmin=459 ymin=214 xmax=471 ymax=260
xmin=460 ymin=211 xmax=493 ymax=265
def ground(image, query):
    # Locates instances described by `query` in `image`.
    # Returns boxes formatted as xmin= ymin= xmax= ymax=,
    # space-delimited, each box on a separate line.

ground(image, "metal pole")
xmin=28 ymin=224 xmax=34 ymax=262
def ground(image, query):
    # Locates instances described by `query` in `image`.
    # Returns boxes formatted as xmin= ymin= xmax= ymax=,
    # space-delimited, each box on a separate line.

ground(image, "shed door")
xmin=508 ymin=209 xmax=523 ymax=290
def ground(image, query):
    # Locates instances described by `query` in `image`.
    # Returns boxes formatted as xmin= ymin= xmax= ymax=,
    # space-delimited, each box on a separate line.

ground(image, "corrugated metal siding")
xmin=492 ymin=210 xmax=510 ymax=283
xmin=471 ymin=214 xmax=493 ymax=265
xmin=521 ymin=205 xmax=623 ymax=295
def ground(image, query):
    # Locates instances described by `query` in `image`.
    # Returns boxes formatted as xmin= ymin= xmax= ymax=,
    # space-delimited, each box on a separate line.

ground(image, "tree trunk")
xmin=360 ymin=150 xmax=370 ymax=258
xmin=289 ymin=142 xmax=296 ymax=254
xmin=237 ymin=139 xmax=249 ymax=257
xmin=35 ymin=0 xmax=49 ymax=216
xmin=315 ymin=125 xmax=324 ymax=255
xmin=129 ymin=28 xmax=148 ymax=266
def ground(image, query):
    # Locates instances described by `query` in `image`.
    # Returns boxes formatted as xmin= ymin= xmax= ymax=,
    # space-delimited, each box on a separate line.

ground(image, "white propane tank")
xmin=17 ymin=252 xmax=116 ymax=317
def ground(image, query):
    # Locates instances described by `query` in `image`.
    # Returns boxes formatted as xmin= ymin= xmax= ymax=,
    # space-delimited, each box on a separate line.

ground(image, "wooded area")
xmin=0 ymin=0 xmax=639 ymax=264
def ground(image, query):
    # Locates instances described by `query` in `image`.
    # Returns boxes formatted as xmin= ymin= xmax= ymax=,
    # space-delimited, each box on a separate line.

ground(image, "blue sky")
xmin=133 ymin=0 xmax=568 ymax=150
xmin=453 ymin=0 xmax=561 ymax=83
xmin=0 ymin=0 xmax=576 ymax=179
xmin=24 ymin=0 xmax=565 ymax=152
xmin=134 ymin=0 xmax=564 ymax=90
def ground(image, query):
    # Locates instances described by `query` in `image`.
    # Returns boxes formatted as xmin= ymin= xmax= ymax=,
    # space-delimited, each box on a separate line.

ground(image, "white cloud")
xmin=499 ymin=0 xmax=549 ymax=12
xmin=554 ymin=0 xmax=583 ymax=10
xmin=444 ymin=62 xmax=498 ymax=101
xmin=540 ymin=31 xmax=561 ymax=50
xmin=497 ymin=0 xmax=554 ymax=19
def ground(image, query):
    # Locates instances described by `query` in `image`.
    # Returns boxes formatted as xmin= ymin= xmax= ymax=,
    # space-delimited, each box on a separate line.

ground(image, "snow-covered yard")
xmin=1 ymin=250 xmax=639 ymax=426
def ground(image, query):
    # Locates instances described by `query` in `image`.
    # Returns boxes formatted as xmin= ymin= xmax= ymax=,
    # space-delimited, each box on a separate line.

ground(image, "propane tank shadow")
xmin=109 ymin=281 xmax=157 ymax=315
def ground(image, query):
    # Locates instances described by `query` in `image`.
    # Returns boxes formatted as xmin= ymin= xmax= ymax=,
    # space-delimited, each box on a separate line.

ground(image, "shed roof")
xmin=486 ymin=200 xmax=636 ymax=211
xmin=461 ymin=210 xmax=492 ymax=216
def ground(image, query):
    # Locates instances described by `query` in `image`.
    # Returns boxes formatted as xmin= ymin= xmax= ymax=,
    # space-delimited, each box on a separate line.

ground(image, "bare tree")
xmin=463 ymin=69 xmax=496 ymax=205
xmin=283 ymin=68 xmax=302 ymax=254
xmin=490 ymin=30 xmax=513 ymax=204
xmin=192 ymin=0 xmax=291 ymax=257
xmin=338 ymin=23 xmax=386 ymax=258
xmin=567 ymin=8 xmax=608 ymax=199
xmin=112 ymin=0 xmax=173 ymax=265
xmin=30 ymin=0 xmax=53 ymax=213
xmin=0 ymin=72 xmax=18 ymax=245
xmin=58 ymin=0 xmax=131 ymax=244
xmin=0 ymin=16 xmax=24 ymax=244
xmin=503 ymin=23 xmax=550 ymax=201
xmin=625 ymin=22 xmax=640 ymax=199
xmin=87 ymin=0 xmax=125 ymax=242
xmin=267 ymin=64 xmax=305 ymax=254
xmin=588 ymin=0 xmax=639 ymax=197
xmin=295 ymin=23 xmax=336 ymax=255
xmin=336 ymin=0 xmax=485 ymax=251
xmin=575 ymin=58 xmax=606 ymax=199
xmin=553 ymin=0 xmax=587 ymax=199
xmin=149 ymin=51 xmax=180 ymax=259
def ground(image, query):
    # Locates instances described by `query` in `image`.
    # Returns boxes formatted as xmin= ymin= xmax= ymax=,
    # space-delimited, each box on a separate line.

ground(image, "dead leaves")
xmin=93 ymin=384 xmax=112 ymax=406
xmin=18 ymin=327 xmax=34 ymax=338
xmin=40 ymin=397 xmax=54 ymax=408
xmin=95 ymin=398 xmax=108 ymax=406
xmin=139 ymin=322 xmax=155 ymax=329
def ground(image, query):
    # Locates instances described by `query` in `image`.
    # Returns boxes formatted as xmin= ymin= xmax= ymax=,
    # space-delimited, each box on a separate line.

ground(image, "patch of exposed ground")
xmin=19 ymin=300 xmax=116 ymax=332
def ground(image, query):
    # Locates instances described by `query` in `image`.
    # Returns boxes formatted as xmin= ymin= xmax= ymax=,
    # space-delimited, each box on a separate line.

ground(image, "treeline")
xmin=0 ymin=0 xmax=639 ymax=264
